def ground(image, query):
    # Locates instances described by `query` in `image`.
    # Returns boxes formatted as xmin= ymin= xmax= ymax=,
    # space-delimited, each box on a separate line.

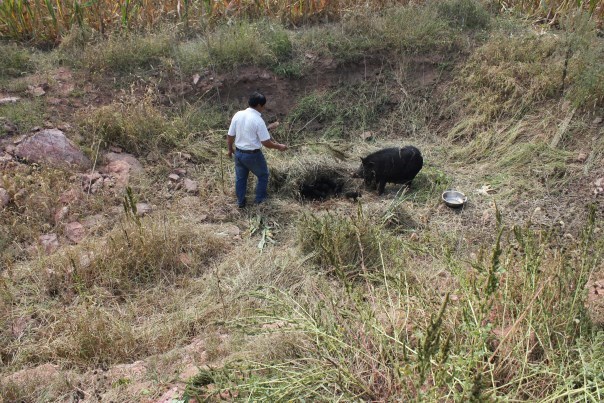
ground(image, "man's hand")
xmin=228 ymin=149 xmax=233 ymax=158
xmin=267 ymin=121 xmax=280 ymax=131
xmin=278 ymin=143 xmax=288 ymax=152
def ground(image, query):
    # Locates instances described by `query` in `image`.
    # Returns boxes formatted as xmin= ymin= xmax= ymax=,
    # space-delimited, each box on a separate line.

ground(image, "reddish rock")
xmin=169 ymin=173 xmax=180 ymax=182
xmin=39 ymin=234 xmax=59 ymax=254
xmin=101 ymin=152 xmax=143 ymax=189
xmin=0 ymin=187 xmax=9 ymax=208
xmin=576 ymin=152 xmax=588 ymax=163
xmin=104 ymin=160 xmax=132 ymax=188
xmin=65 ymin=222 xmax=86 ymax=244
xmin=108 ymin=145 xmax=123 ymax=153
xmin=14 ymin=129 xmax=91 ymax=170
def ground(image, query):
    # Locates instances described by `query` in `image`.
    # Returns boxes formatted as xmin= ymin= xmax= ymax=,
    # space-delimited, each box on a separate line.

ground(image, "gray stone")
xmin=184 ymin=178 xmax=199 ymax=194
xmin=136 ymin=203 xmax=152 ymax=216
xmin=14 ymin=129 xmax=91 ymax=170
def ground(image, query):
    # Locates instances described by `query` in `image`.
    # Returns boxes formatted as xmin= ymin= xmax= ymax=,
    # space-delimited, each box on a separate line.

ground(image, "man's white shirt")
xmin=228 ymin=107 xmax=270 ymax=150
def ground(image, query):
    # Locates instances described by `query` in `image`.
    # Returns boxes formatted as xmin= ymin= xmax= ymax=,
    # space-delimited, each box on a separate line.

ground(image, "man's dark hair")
xmin=249 ymin=91 xmax=267 ymax=108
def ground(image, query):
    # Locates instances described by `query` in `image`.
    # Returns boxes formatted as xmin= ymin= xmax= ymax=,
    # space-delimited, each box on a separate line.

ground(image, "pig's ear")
xmin=360 ymin=157 xmax=366 ymax=163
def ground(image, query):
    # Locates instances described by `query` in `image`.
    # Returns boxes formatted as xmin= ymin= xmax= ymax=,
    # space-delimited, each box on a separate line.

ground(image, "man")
xmin=227 ymin=91 xmax=288 ymax=208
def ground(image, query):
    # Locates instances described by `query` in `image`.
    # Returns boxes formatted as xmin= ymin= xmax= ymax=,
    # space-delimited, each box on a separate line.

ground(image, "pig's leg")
xmin=377 ymin=179 xmax=387 ymax=195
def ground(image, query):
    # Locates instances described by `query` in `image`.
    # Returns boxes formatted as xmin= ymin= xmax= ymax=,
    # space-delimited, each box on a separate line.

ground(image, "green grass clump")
xmin=297 ymin=209 xmax=389 ymax=279
xmin=0 ymin=43 xmax=33 ymax=79
xmin=436 ymin=0 xmax=491 ymax=30
xmin=0 ymin=99 xmax=45 ymax=133
xmin=563 ymin=12 xmax=604 ymax=108
xmin=382 ymin=5 xmax=458 ymax=54
xmin=80 ymin=31 xmax=175 ymax=73
xmin=284 ymin=82 xmax=390 ymax=141
xmin=176 ymin=21 xmax=292 ymax=75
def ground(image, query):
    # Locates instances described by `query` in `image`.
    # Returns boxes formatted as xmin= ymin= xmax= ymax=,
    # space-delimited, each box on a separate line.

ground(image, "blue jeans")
xmin=234 ymin=150 xmax=269 ymax=206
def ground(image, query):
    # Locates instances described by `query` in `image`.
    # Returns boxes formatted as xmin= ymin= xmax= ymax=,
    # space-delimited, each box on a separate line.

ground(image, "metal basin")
xmin=442 ymin=190 xmax=467 ymax=208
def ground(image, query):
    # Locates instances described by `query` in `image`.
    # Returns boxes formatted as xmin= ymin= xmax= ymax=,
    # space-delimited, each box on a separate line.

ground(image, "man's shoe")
xmin=238 ymin=198 xmax=247 ymax=209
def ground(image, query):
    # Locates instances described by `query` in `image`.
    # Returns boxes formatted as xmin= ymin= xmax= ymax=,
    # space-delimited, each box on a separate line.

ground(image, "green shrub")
xmin=382 ymin=6 xmax=457 ymax=53
xmin=81 ymin=31 xmax=175 ymax=73
xmin=563 ymin=12 xmax=604 ymax=108
xmin=437 ymin=0 xmax=491 ymax=30
xmin=297 ymin=210 xmax=388 ymax=279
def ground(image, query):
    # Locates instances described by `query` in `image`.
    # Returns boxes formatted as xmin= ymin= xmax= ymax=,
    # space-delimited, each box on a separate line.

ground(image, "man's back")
xmin=229 ymin=108 xmax=270 ymax=150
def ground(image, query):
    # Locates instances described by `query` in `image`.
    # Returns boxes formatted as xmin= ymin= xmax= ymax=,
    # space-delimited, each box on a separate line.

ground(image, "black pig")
xmin=354 ymin=146 xmax=423 ymax=195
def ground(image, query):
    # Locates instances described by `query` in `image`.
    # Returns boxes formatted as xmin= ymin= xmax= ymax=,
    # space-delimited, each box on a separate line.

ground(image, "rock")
xmin=193 ymin=73 xmax=201 ymax=85
xmin=4 ymin=363 xmax=60 ymax=387
xmin=0 ymin=97 xmax=19 ymax=105
xmin=576 ymin=152 xmax=588 ymax=163
xmin=104 ymin=152 xmax=143 ymax=172
xmin=108 ymin=145 xmax=123 ymax=153
xmin=168 ymin=173 xmax=180 ymax=182
xmin=409 ymin=232 xmax=419 ymax=241
xmin=14 ymin=129 xmax=91 ymax=170
xmin=184 ymin=178 xmax=199 ymax=194
xmin=0 ymin=188 xmax=9 ymax=208
xmin=54 ymin=206 xmax=69 ymax=224
xmin=65 ymin=222 xmax=86 ymax=244
xmin=0 ymin=152 xmax=13 ymax=165
xmin=360 ymin=131 xmax=374 ymax=141
xmin=173 ymin=168 xmax=187 ymax=176
xmin=101 ymin=152 xmax=143 ymax=189
xmin=81 ymin=214 xmax=107 ymax=230
xmin=103 ymin=160 xmax=132 ymax=188
xmin=39 ymin=234 xmax=59 ymax=254
xmin=29 ymin=86 xmax=47 ymax=97
xmin=136 ymin=203 xmax=152 ymax=216
xmin=593 ymin=117 xmax=603 ymax=125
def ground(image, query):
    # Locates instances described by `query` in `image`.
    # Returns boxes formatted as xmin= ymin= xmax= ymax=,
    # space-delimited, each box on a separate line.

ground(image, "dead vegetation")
xmin=1 ymin=1 xmax=604 ymax=401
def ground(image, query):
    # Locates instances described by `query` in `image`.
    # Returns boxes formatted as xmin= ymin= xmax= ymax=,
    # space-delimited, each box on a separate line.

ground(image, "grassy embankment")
xmin=1 ymin=0 xmax=604 ymax=401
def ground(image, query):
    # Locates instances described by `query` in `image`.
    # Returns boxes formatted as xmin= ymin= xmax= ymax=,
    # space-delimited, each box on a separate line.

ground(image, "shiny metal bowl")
xmin=442 ymin=190 xmax=467 ymax=208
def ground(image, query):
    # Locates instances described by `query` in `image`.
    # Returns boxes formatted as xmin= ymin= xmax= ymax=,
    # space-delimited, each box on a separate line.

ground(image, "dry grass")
xmin=41 ymin=215 xmax=229 ymax=297
xmin=2 ymin=2 xmax=604 ymax=401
